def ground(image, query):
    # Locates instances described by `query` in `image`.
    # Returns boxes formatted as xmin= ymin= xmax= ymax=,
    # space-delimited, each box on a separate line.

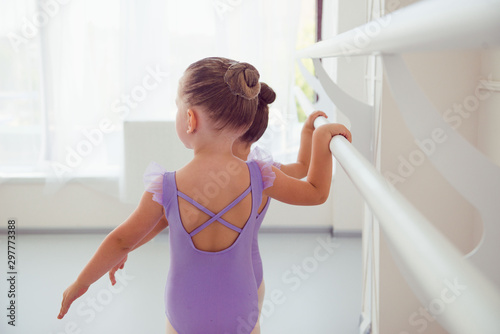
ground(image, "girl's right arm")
xmin=109 ymin=215 xmax=168 ymax=285
xmin=264 ymin=123 xmax=351 ymax=205
xmin=58 ymin=191 xmax=165 ymax=319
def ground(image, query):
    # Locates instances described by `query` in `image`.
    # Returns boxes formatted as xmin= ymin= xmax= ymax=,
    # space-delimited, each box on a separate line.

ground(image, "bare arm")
xmin=279 ymin=111 xmax=327 ymax=179
xmin=108 ymin=205 xmax=169 ymax=285
xmin=264 ymin=123 xmax=351 ymax=205
xmin=58 ymin=191 xmax=164 ymax=319
xmin=131 ymin=214 xmax=168 ymax=251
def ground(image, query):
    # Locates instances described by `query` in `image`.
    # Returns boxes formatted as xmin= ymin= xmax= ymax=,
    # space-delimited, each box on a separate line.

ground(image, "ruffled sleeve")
xmin=248 ymin=146 xmax=281 ymax=169
xmin=143 ymin=161 xmax=167 ymax=205
xmin=248 ymin=146 xmax=278 ymax=190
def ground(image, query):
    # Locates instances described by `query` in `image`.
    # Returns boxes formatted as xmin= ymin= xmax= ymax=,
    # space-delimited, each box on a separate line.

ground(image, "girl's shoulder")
xmin=143 ymin=156 xmax=277 ymax=206
xmin=247 ymin=147 xmax=278 ymax=190
xmin=143 ymin=161 xmax=170 ymax=206
xmin=248 ymin=146 xmax=281 ymax=170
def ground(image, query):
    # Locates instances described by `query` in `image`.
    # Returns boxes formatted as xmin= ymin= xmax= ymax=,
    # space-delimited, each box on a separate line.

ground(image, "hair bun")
xmin=224 ymin=62 xmax=261 ymax=100
xmin=259 ymin=82 xmax=276 ymax=105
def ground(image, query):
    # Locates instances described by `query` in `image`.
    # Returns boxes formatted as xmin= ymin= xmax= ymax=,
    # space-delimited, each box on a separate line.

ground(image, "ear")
xmin=186 ymin=109 xmax=197 ymax=134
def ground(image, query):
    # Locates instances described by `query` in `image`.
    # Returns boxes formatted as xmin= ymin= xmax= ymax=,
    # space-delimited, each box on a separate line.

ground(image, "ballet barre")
xmin=313 ymin=115 xmax=500 ymax=334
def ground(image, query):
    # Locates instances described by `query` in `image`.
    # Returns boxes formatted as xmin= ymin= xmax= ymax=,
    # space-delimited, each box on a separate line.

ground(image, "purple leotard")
xmin=144 ymin=159 xmax=275 ymax=334
xmin=247 ymin=147 xmax=281 ymax=288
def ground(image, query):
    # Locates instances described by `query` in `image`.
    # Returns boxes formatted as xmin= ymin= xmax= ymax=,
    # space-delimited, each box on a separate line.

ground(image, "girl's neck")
xmin=191 ymin=130 xmax=238 ymax=160
xmin=232 ymin=140 xmax=252 ymax=160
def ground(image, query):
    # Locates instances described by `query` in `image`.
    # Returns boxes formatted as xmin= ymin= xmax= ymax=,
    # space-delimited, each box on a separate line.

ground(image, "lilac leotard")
xmin=247 ymin=146 xmax=281 ymax=288
xmin=144 ymin=159 xmax=275 ymax=334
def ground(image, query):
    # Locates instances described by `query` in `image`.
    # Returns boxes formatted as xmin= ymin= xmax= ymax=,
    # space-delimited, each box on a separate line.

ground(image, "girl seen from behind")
xmin=58 ymin=57 xmax=351 ymax=334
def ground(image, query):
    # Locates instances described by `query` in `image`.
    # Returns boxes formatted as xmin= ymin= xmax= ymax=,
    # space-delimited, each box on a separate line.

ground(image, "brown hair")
xmin=239 ymin=82 xmax=276 ymax=143
xmin=180 ymin=57 xmax=261 ymax=132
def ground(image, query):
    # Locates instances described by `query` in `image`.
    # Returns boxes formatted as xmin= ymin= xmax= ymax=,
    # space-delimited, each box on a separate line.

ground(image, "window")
xmin=0 ymin=0 xmax=43 ymax=172
xmin=1 ymin=0 xmax=315 ymax=181
xmin=1 ymin=0 xmax=121 ymax=178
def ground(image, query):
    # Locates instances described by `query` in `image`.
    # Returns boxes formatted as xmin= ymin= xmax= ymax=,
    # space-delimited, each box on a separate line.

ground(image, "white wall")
xmin=378 ymin=50 xmax=485 ymax=334
xmin=0 ymin=180 xmax=136 ymax=230
xmin=360 ymin=0 xmax=500 ymax=331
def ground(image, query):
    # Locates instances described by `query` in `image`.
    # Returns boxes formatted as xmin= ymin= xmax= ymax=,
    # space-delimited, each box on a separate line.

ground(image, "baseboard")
xmin=259 ymin=226 xmax=333 ymax=234
xmin=0 ymin=226 xmax=361 ymax=237
xmin=0 ymin=227 xmax=114 ymax=235
xmin=333 ymin=229 xmax=362 ymax=238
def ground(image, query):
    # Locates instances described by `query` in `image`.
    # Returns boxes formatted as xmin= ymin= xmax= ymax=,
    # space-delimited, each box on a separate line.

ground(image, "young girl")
xmin=57 ymin=57 xmax=351 ymax=334
xmin=108 ymin=99 xmax=328 ymax=330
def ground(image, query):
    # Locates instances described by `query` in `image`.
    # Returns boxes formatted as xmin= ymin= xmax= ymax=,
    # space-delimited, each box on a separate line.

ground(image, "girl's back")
xmin=175 ymin=157 xmax=253 ymax=252
xmin=151 ymin=157 xmax=266 ymax=333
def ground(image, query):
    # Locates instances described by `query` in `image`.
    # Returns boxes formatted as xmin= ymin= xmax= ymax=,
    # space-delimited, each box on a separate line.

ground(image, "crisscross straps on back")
xmin=177 ymin=186 xmax=252 ymax=237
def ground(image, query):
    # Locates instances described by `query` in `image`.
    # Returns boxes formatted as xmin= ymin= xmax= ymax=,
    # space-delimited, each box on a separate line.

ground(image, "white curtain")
xmin=1 ymin=0 xmax=301 ymax=195
xmin=0 ymin=0 xmax=43 ymax=174
xmin=40 ymin=0 xmax=122 ymax=183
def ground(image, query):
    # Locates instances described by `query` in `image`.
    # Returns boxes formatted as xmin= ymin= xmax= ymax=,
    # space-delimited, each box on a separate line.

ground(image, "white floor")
xmin=0 ymin=232 xmax=361 ymax=334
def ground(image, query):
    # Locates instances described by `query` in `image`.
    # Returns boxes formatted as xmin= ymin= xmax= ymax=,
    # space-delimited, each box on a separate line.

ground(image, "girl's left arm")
xmin=58 ymin=191 xmax=165 ymax=319
xmin=279 ymin=111 xmax=327 ymax=179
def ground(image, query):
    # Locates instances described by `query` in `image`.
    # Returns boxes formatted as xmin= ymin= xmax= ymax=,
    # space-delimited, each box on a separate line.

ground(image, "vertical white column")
xmin=478 ymin=49 xmax=500 ymax=166
xmin=472 ymin=48 xmax=500 ymax=272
